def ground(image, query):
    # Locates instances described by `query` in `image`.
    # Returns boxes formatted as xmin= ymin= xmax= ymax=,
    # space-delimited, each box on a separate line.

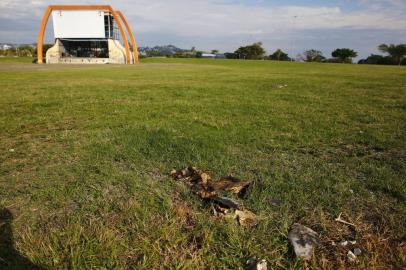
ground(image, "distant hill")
xmin=138 ymin=45 xmax=185 ymax=56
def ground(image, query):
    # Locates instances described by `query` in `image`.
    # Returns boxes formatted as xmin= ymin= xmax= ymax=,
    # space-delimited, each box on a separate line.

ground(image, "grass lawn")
xmin=0 ymin=56 xmax=34 ymax=63
xmin=0 ymin=57 xmax=405 ymax=269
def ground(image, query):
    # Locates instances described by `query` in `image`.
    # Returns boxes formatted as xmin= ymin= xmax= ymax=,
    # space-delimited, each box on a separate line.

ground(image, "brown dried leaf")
xmin=171 ymin=166 xmax=201 ymax=180
xmin=170 ymin=168 xmax=181 ymax=179
xmin=235 ymin=209 xmax=257 ymax=227
xmin=211 ymin=176 xmax=251 ymax=194
xmin=191 ymin=179 xmax=217 ymax=199
xmin=197 ymin=189 xmax=217 ymax=199
xmin=200 ymin=172 xmax=211 ymax=185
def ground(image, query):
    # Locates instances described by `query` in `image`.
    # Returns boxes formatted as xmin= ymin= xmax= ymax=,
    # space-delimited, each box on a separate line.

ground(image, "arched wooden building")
xmin=37 ymin=5 xmax=139 ymax=64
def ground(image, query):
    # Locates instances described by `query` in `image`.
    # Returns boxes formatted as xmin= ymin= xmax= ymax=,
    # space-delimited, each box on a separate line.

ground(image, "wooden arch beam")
xmin=37 ymin=6 xmax=52 ymax=64
xmin=116 ymin=11 xmax=139 ymax=64
xmin=37 ymin=5 xmax=133 ymax=64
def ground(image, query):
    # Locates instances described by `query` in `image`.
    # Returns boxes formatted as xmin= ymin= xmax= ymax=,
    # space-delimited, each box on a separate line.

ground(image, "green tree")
xmin=378 ymin=44 xmax=406 ymax=66
xmin=18 ymin=46 xmax=35 ymax=57
xmin=331 ymin=48 xmax=358 ymax=63
xmin=224 ymin=52 xmax=238 ymax=59
xmin=147 ymin=50 xmax=164 ymax=57
xmin=211 ymin=49 xmax=219 ymax=54
xmin=358 ymin=54 xmax=396 ymax=65
xmin=5 ymin=49 xmax=15 ymax=57
xmin=269 ymin=49 xmax=290 ymax=61
xmin=303 ymin=49 xmax=325 ymax=62
xmin=234 ymin=42 xmax=266 ymax=60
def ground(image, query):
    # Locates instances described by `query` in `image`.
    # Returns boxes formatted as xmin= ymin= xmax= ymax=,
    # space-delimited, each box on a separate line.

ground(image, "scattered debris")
xmin=171 ymin=166 xmax=251 ymax=198
xmin=235 ymin=209 xmax=258 ymax=227
xmin=288 ymin=223 xmax=320 ymax=260
xmin=335 ymin=213 xmax=356 ymax=228
xmin=170 ymin=166 xmax=196 ymax=180
xmin=211 ymin=203 xmax=232 ymax=216
xmin=170 ymin=166 xmax=257 ymax=227
xmin=276 ymin=84 xmax=288 ymax=89
xmin=347 ymin=248 xmax=362 ymax=262
xmin=9 ymin=149 xmax=15 ymax=152
xmin=211 ymin=196 xmax=240 ymax=209
xmin=339 ymin=240 xmax=349 ymax=247
xmin=173 ymin=167 xmax=217 ymax=199
xmin=170 ymin=166 xmax=370 ymax=268
xmin=193 ymin=185 xmax=217 ymax=199
xmin=347 ymin=250 xmax=357 ymax=262
xmin=200 ymin=172 xmax=211 ymax=185
xmin=245 ymin=257 xmax=267 ymax=270
xmin=353 ymin=248 xmax=362 ymax=256
xmin=339 ymin=239 xmax=357 ymax=247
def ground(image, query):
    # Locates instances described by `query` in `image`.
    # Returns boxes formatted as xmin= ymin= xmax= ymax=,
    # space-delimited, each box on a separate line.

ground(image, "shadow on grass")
xmin=0 ymin=208 xmax=47 ymax=270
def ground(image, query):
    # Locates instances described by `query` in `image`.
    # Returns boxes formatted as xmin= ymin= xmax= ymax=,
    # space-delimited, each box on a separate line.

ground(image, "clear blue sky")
xmin=0 ymin=0 xmax=405 ymax=59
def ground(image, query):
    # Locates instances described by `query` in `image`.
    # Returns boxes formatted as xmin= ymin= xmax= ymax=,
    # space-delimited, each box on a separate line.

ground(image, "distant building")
xmin=2 ymin=44 xmax=12 ymax=50
xmin=200 ymin=53 xmax=225 ymax=59
xmin=201 ymin=53 xmax=216 ymax=58
xmin=37 ymin=5 xmax=139 ymax=64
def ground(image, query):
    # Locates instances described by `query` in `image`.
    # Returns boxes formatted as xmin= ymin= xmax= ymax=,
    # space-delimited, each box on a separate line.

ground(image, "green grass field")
xmin=1 ymin=57 xmax=405 ymax=269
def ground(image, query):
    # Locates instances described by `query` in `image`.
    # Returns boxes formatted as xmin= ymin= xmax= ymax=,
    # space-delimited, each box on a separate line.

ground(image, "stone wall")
xmin=45 ymin=39 xmax=66 ymax=64
xmin=108 ymin=39 xmax=128 ymax=64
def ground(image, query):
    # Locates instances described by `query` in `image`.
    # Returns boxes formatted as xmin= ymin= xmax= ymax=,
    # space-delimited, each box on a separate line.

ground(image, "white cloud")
xmin=116 ymin=0 xmax=406 ymax=35
xmin=1 ymin=0 xmax=406 ymax=32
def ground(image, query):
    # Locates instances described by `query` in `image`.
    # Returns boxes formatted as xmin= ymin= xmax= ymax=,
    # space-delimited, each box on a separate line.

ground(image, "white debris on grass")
xmin=347 ymin=250 xmax=357 ymax=262
xmin=288 ymin=223 xmax=320 ymax=260
xmin=246 ymin=257 xmax=267 ymax=270
xmin=354 ymin=248 xmax=362 ymax=256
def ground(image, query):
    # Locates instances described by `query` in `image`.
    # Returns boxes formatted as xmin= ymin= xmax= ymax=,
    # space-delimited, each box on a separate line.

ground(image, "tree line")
xmin=221 ymin=42 xmax=406 ymax=65
xmin=359 ymin=44 xmax=406 ymax=65
xmin=0 ymin=46 xmax=36 ymax=57
xmin=0 ymin=44 xmax=53 ymax=58
xmin=2 ymin=42 xmax=405 ymax=66
xmin=149 ymin=42 xmax=405 ymax=65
